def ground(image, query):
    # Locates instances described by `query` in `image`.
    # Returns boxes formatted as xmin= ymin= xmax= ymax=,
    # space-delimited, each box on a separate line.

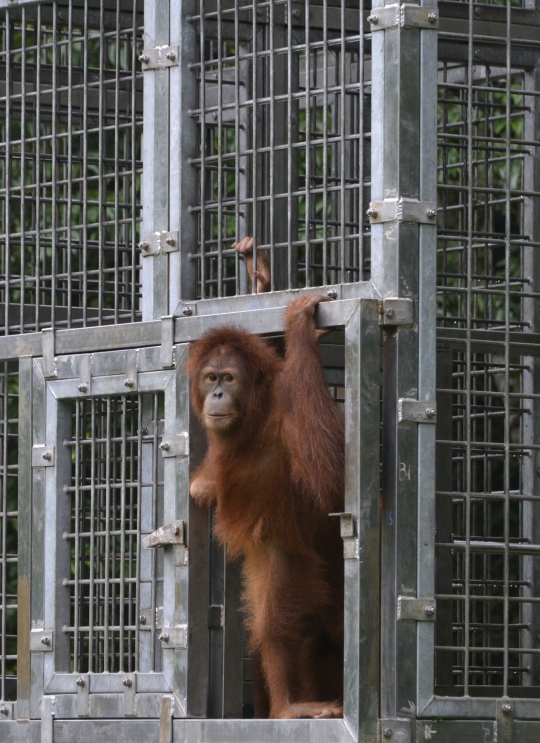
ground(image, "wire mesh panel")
xmin=0 ymin=0 xmax=143 ymax=334
xmin=435 ymin=2 xmax=540 ymax=700
xmin=189 ymin=0 xmax=369 ymax=298
xmin=63 ymin=393 xmax=163 ymax=676
xmin=0 ymin=362 xmax=17 ymax=703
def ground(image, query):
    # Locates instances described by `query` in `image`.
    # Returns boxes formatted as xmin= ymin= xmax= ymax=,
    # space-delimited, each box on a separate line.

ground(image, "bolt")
xmin=160 ymin=442 xmax=170 ymax=451
xmin=427 ymin=12 xmax=438 ymax=23
xmin=475 ymin=6 xmax=481 ymax=15
xmin=386 ymin=308 xmax=395 ymax=318
xmin=474 ymin=49 xmax=480 ymax=59
xmin=141 ymin=428 xmax=148 ymax=436
xmin=123 ymin=678 xmax=133 ymax=687
xmin=166 ymin=51 xmax=176 ymax=61
xmin=139 ymin=53 xmax=149 ymax=63
xmin=76 ymin=677 xmax=85 ymax=687
xmin=384 ymin=729 xmax=393 ymax=739
xmin=292 ymin=8 xmax=301 ymax=17
xmin=425 ymin=604 xmax=436 ymax=616
xmin=426 ymin=408 xmax=436 ymax=419
xmin=124 ymin=378 xmax=134 ymax=388
xmin=537 ymin=633 xmax=540 ymax=642
xmin=138 ymin=240 xmax=149 ymax=251
xmin=139 ymin=615 xmax=147 ymax=624
xmin=42 ymin=451 xmax=52 ymax=461
xmin=536 ymin=468 xmax=540 ymax=476
xmin=173 ymin=525 xmax=180 ymax=535
xmin=502 ymin=703 xmax=512 ymax=715
xmin=327 ymin=289 xmax=338 ymax=300
xmin=159 ymin=632 xmax=169 ymax=642
xmin=40 ymin=636 xmax=50 ymax=646
xmin=366 ymin=207 xmax=378 ymax=218
xmin=166 ymin=236 xmax=176 ymax=246
xmin=78 ymin=383 xmax=88 ymax=393
xmin=367 ymin=14 xmax=378 ymax=24
xmin=182 ymin=306 xmax=193 ymax=316
xmin=0 ymin=706 xmax=8 ymax=715
xmin=427 ymin=208 xmax=437 ymax=218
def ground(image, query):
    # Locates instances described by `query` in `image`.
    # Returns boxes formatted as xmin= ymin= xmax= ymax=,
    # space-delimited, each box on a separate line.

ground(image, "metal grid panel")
xmin=189 ymin=0 xmax=369 ymax=299
xmin=435 ymin=3 xmax=540 ymax=699
xmin=0 ymin=362 xmax=17 ymax=703
xmin=63 ymin=392 xmax=164 ymax=676
xmin=0 ymin=1 xmax=143 ymax=334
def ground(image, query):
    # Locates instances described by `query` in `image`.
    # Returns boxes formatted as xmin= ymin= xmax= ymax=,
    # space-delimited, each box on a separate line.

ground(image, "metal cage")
xmin=0 ymin=0 xmax=539 ymax=742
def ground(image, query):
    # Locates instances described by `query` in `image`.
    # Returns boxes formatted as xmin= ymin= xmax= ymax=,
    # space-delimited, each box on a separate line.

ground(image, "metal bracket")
xmin=159 ymin=696 xmax=175 ymax=743
xmin=123 ymin=673 xmax=137 ymax=717
xmin=42 ymin=328 xmax=57 ymax=379
xmin=397 ymin=596 xmax=436 ymax=621
xmin=143 ymin=521 xmax=185 ymax=549
xmin=138 ymin=230 xmax=179 ymax=256
xmin=30 ymin=629 xmax=54 ymax=652
xmin=378 ymin=718 xmax=413 ymax=742
xmin=368 ymin=4 xmax=439 ymax=31
xmin=123 ymin=349 xmax=139 ymax=392
xmin=379 ymin=298 xmax=414 ymax=326
xmin=398 ymin=399 xmax=436 ymax=423
xmin=75 ymin=674 xmax=89 ymax=717
xmin=78 ymin=354 xmax=92 ymax=395
xmin=161 ymin=316 xmax=175 ymax=369
xmin=175 ymin=301 xmax=197 ymax=318
xmin=496 ymin=699 xmax=514 ymax=743
xmin=139 ymin=46 xmax=179 ymax=71
xmin=158 ymin=625 xmax=188 ymax=649
xmin=330 ymin=512 xmax=359 ymax=560
xmin=32 ymin=445 xmax=56 ymax=468
xmin=209 ymin=604 xmax=224 ymax=629
xmin=160 ymin=433 xmax=189 ymax=458
xmin=367 ymin=198 xmax=437 ymax=225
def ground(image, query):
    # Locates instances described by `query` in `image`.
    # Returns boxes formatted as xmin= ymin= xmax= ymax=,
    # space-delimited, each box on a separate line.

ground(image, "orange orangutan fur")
xmin=187 ymin=296 xmax=345 ymax=719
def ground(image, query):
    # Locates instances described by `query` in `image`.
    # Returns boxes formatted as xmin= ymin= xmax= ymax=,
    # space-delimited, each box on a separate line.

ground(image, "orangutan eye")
xmin=208 ymin=373 xmax=217 ymax=382
xmin=224 ymin=374 xmax=233 ymax=382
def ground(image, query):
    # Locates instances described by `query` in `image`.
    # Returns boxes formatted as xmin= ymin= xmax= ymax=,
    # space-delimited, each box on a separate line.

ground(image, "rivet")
xmin=425 ymin=604 xmax=436 ymax=615
xmin=367 ymin=14 xmax=378 ymax=23
xmin=182 ymin=306 xmax=193 ymax=316
xmin=292 ymin=8 xmax=301 ymax=17
xmin=78 ymin=383 xmax=88 ymax=393
xmin=159 ymin=632 xmax=169 ymax=642
xmin=160 ymin=442 xmax=170 ymax=451
xmin=384 ymin=729 xmax=393 ymax=739
xmin=139 ymin=615 xmax=147 ymax=624
xmin=123 ymin=678 xmax=133 ymax=687
xmin=139 ymin=53 xmax=149 ymax=63
xmin=40 ymin=636 xmax=50 ymax=646
xmin=166 ymin=51 xmax=176 ymax=61
xmin=124 ymin=378 xmax=134 ymax=388
xmin=75 ymin=677 xmax=85 ymax=687
xmin=0 ymin=706 xmax=9 ymax=715
xmin=327 ymin=289 xmax=338 ymax=300
xmin=386 ymin=308 xmax=395 ymax=318
xmin=426 ymin=408 xmax=436 ymax=419
xmin=366 ymin=207 xmax=378 ymax=218
xmin=427 ymin=12 xmax=438 ymax=23
xmin=166 ymin=236 xmax=176 ymax=246
xmin=173 ymin=525 xmax=180 ymax=535
xmin=42 ymin=451 xmax=52 ymax=461
xmin=138 ymin=240 xmax=149 ymax=251
xmin=536 ymin=468 xmax=540 ymax=476
xmin=502 ymin=703 xmax=512 ymax=714
xmin=427 ymin=208 xmax=437 ymax=218
xmin=474 ymin=49 xmax=480 ymax=59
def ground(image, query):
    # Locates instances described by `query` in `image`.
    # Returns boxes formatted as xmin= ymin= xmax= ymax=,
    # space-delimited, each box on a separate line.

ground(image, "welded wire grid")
xmin=0 ymin=363 xmax=17 ymax=702
xmin=435 ymin=2 xmax=540 ymax=696
xmin=0 ymin=1 xmax=143 ymax=334
xmin=189 ymin=0 xmax=369 ymax=298
xmin=63 ymin=393 xmax=164 ymax=675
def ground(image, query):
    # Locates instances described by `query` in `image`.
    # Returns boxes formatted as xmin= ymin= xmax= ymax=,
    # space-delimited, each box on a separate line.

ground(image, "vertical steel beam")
xmin=370 ymin=0 xmax=438 ymax=721
xmin=343 ymin=299 xmax=381 ymax=743
xmin=141 ymin=0 xmax=171 ymax=320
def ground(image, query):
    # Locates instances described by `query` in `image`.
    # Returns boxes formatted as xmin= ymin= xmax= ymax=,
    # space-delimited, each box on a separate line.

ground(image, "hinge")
xmin=496 ymin=699 xmax=514 ymax=743
xmin=397 ymin=596 xmax=436 ymax=621
xmin=138 ymin=231 xmax=179 ymax=256
xmin=330 ymin=512 xmax=360 ymax=560
xmin=77 ymin=354 xmax=92 ymax=395
xmin=160 ymin=433 xmax=189 ymax=458
xmin=158 ymin=625 xmax=188 ymax=649
xmin=378 ymin=298 xmax=414 ymax=326
xmin=398 ymin=399 xmax=436 ymax=423
xmin=139 ymin=46 xmax=179 ymax=70
xmin=123 ymin=349 xmax=139 ymax=392
xmin=378 ymin=717 xmax=413 ymax=742
xmin=161 ymin=316 xmax=175 ymax=369
xmin=75 ymin=674 xmax=89 ymax=717
xmin=143 ymin=521 xmax=185 ymax=549
xmin=368 ymin=4 xmax=439 ymax=31
xmin=30 ymin=629 xmax=54 ymax=651
xmin=367 ymin=198 xmax=437 ymax=225
xmin=32 ymin=445 xmax=56 ymax=468
xmin=42 ymin=328 xmax=57 ymax=379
